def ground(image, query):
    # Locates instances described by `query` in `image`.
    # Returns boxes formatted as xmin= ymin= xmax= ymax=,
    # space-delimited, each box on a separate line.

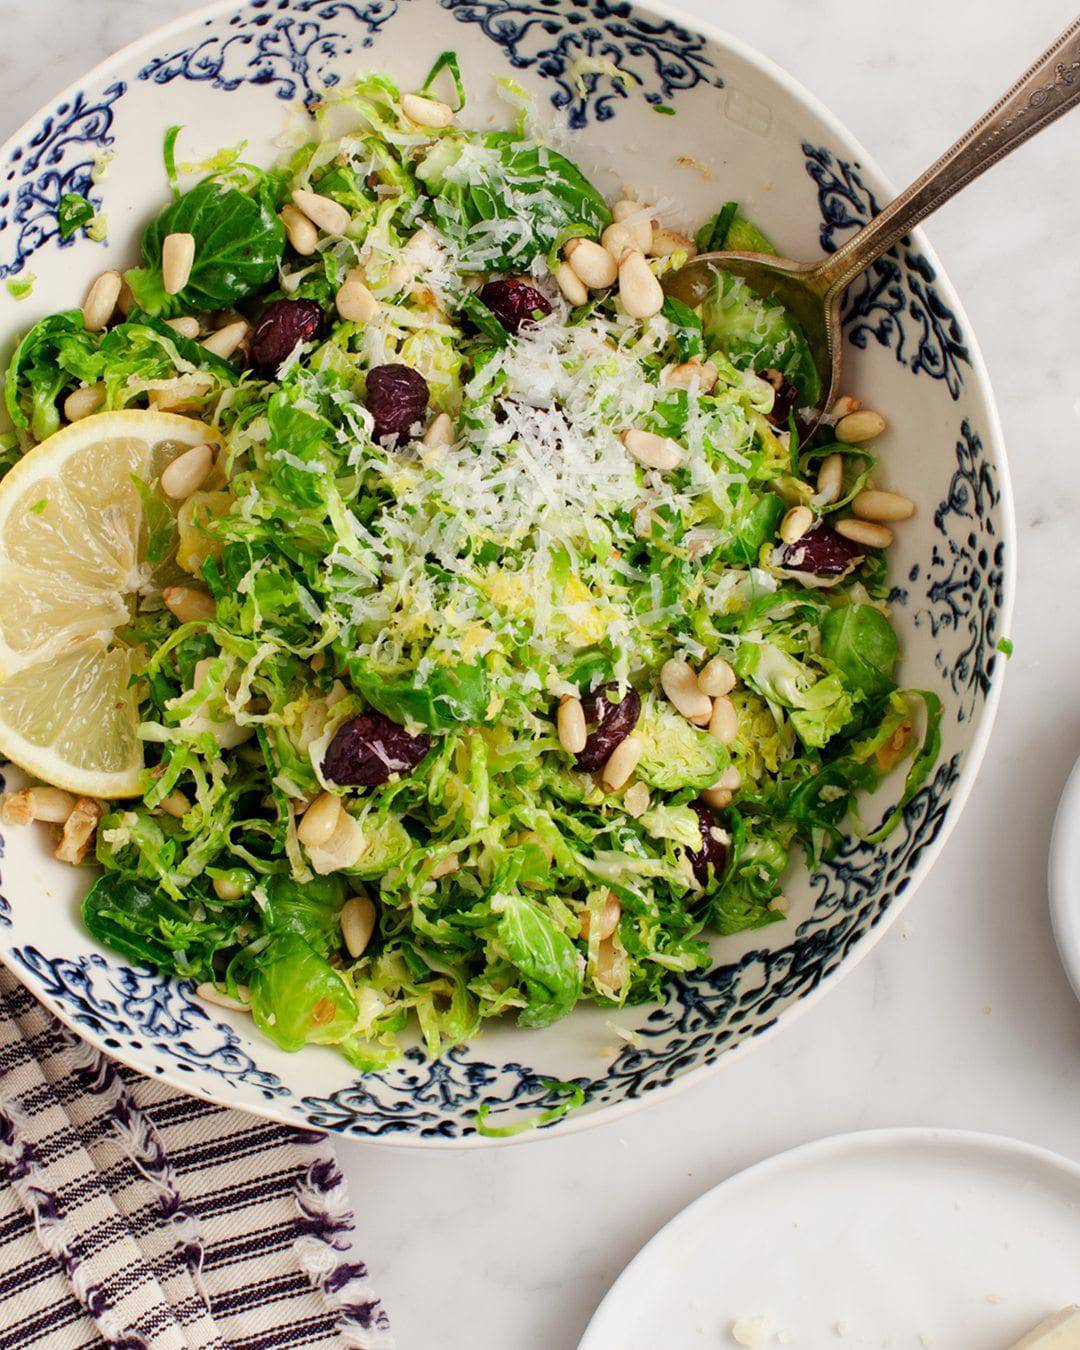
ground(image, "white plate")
xmin=578 ymin=1129 xmax=1080 ymax=1350
xmin=1049 ymin=756 xmax=1080 ymax=1003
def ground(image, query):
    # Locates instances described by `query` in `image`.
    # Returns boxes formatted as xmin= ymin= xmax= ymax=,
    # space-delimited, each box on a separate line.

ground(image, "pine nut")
xmin=422 ymin=412 xmax=455 ymax=449
xmin=564 ymin=238 xmax=617 ymax=289
xmin=621 ymin=428 xmax=683 ymax=472
xmin=340 ymin=895 xmax=377 ymax=957
xmin=213 ymin=874 xmax=247 ymax=901
xmin=1 ymin=791 xmax=33 ymax=826
xmin=708 ymin=695 xmax=738 ymax=745
xmin=557 ymin=694 xmax=587 ymax=754
xmin=162 ymin=231 xmax=196 ymax=294
xmin=291 ymin=188 xmax=351 ymax=237
xmin=816 ymin=453 xmax=844 ymax=504
xmin=162 ymin=585 xmax=216 ymax=623
xmin=649 ymin=227 xmax=696 ymax=258
xmin=22 ymin=786 xmax=78 ymax=823
xmin=661 ymin=658 xmax=713 ymax=725
xmin=828 ymin=394 xmax=861 ymax=420
xmin=336 ymin=268 xmax=380 ymax=323
xmin=601 ymin=221 xmax=636 ymax=263
xmin=553 ymin=261 xmax=589 ymax=306
xmin=196 ymin=982 xmax=250 ymax=1011
xmin=159 ymin=789 xmax=191 ymax=818
xmin=835 ymin=409 xmax=886 ymax=444
xmin=160 ymin=443 xmax=214 ymax=500
xmin=431 ymin=853 xmax=460 ymax=879
xmin=297 ymin=791 xmax=343 ymax=848
xmin=663 ymin=360 xmax=718 ymax=394
xmin=117 ymin=277 xmax=137 ymax=318
xmin=697 ymin=657 xmax=736 ymax=698
xmin=601 ymin=735 xmax=643 ymax=791
xmin=148 ymin=374 xmax=213 ymax=411
xmin=622 ymin=780 xmax=650 ymax=818
xmin=780 ymin=505 xmax=814 ymax=545
xmin=63 ymin=383 xmax=106 ymax=422
xmin=851 ymin=489 xmax=915 ymax=523
xmin=82 ymin=269 xmax=122 ymax=331
xmin=618 ymin=250 xmax=663 ymax=319
xmin=54 ymin=797 xmax=102 ymax=864
xmin=612 ymin=199 xmax=654 ymax=252
xmin=580 ymin=892 xmax=621 ymax=941
xmin=594 ymin=937 xmax=623 ymax=987
xmin=401 ymin=92 xmax=455 ymax=128
xmin=165 ymin=315 xmax=201 ymax=340
xmin=280 ymin=203 xmax=319 ymax=255
xmin=835 ymin=518 xmax=894 ymax=548
xmin=201 ymin=320 xmax=248 ymax=359
xmin=701 ymin=766 xmax=741 ymax=810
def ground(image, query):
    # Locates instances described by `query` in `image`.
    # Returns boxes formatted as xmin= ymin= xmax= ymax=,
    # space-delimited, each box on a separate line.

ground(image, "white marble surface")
xmin=3 ymin=2 xmax=1079 ymax=1346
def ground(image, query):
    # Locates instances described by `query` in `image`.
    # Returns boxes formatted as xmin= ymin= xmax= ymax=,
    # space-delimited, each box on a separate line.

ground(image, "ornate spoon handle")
xmin=811 ymin=17 xmax=1080 ymax=296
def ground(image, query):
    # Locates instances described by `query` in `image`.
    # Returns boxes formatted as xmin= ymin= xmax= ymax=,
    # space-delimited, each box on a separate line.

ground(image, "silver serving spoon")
xmin=664 ymin=18 xmax=1080 ymax=431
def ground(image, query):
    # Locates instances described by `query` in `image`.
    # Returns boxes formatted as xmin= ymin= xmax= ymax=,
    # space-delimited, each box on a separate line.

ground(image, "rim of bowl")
xmin=0 ymin=0 xmax=1017 ymax=1147
xmin=1048 ymin=755 xmax=1080 ymax=1003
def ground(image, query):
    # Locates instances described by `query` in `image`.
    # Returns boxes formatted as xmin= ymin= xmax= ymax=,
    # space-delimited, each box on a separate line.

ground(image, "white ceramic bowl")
xmin=0 ymin=0 xmax=1014 ymax=1145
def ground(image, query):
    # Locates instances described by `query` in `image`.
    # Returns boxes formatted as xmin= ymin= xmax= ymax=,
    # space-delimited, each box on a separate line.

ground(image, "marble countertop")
xmin=3 ymin=2 xmax=1078 ymax=1346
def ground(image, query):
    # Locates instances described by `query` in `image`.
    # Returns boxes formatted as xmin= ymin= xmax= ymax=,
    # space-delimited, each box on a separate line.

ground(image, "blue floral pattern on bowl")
xmin=0 ymin=0 xmax=1011 ymax=1143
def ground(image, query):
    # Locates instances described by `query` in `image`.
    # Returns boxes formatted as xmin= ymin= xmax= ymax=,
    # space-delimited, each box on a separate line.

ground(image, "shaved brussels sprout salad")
xmin=0 ymin=57 xmax=938 ymax=1072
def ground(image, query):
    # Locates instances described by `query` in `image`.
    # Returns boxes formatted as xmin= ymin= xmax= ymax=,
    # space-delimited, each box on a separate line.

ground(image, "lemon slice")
xmin=0 ymin=409 xmax=219 ymax=797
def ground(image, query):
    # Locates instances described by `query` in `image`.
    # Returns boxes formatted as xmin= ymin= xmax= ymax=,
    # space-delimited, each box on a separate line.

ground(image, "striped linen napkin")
xmin=0 ymin=966 xmax=393 ymax=1349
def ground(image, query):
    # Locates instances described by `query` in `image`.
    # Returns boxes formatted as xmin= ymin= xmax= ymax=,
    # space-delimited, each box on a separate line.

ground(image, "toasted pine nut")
xmin=422 ymin=412 xmax=455 ymax=449
xmin=621 ymin=428 xmax=683 ymax=472
xmin=580 ymin=892 xmax=621 ymax=941
xmin=697 ymin=657 xmax=736 ymax=698
xmin=554 ymin=261 xmax=589 ymax=307
xmin=780 ymin=505 xmax=814 ymax=545
xmin=162 ymin=231 xmax=196 ymax=295
xmin=816 ymin=453 xmax=844 ymax=504
xmin=298 ymin=791 xmax=343 ymax=848
xmin=63 ymin=384 xmax=106 ymax=422
xmin=196 ymin=982 xmax=250 ymax=1011
xmin=663 ymin=360 xmax=718 ymax=394
xmin=160 ymin=443 xmax=214 ymax=500
xmin=622 ymin=780 xmax=651 ymax=818
xmin=769 ymin=894 xmax=790 ymax=915
xmin=649 ymin=227 xmax=696 ymax=258
xmin=117 ymin=277 xmax=137 ymax=318
xmin=708 ymin=695 xmax=738 ymax=745
xmin=213 ymin=874 xmax=247 ymax=901
xmin=280 ymin=203 xmax=319 ymax=255
xmin=701 ymin=766 xmax=741 ymax=810
xmin=564 ymin=238 xmax=617 ymax=289
xmin=165 ymin=315 xmax=201 ymax=340
xmin=201 ymin=320 xmax=248 ymax=359
xmin=13 ymin=786 xmax=77 ymax=824
xmin=336 ymin=268 xmax=380 ymax=323
xmin=148 ymin=374 xmax=214 ymax=412
xmin=828 ymin=394 xmax=861 ymax=420
xmin=601 ymin=735 xmax=643 ymax=791
xmin=158 ymin=789 xmax=191 ymax=818
xmin=83 ymin=269 xmax=122 ymax=331
xmin=835 ymin=518 xmax=894 ymax=548
xmin=1 ymin=791 xmax=33 ymax=826
xmin=661 ymin=658 xmax=713 ymax=725
xmin=618 ymin=250 xmax=663 ymax=319
xmin=851 ymin=489 xmax=915 ymax=523
xmin=612 ymin=199 xmax=654 ymax=253
xmin=401 ymin=92 xmax=454 ymax=128
xmin=431 ymin=853 xmax=460 ymax=879
xmin=557 ymin=694 xmax=588 ymax=755
xmin=340 ymin=895 xmax=378 ymax=957
xmin=836 ymin=409 xmax=886 ymax=444
xmin=601 ymin=221 xmax=636 ymax=263
xmin=162 ymin=585 xmax=216 ymax=623
xmin=54 ymin=798 xmax=103 ymax=865
xmin=291 ymin=188 xmax=351 ymax=237
xmin=594 ymin=937 xmax=624 ymax=987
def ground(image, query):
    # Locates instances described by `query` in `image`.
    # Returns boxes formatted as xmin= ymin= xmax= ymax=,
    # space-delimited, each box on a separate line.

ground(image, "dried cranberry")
xmin=479 ymin=279 xmax=553 ymax=336
xmin=776 ymin=523 xmax=864 ymax=579
xmin=759 ymin=367 xmax=799 ymax=426
xmin=687 ymin=800 xmax=730 ymax=889
xmin=322 ymin=712 xmax=430 ymax=787
xmin=365 ymin=364 xmax=430 ymax=442
xmin=249 ymin=299 xmax=322 ymax=373
xmin=574 ymin=683 xmax=642 ymax=773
